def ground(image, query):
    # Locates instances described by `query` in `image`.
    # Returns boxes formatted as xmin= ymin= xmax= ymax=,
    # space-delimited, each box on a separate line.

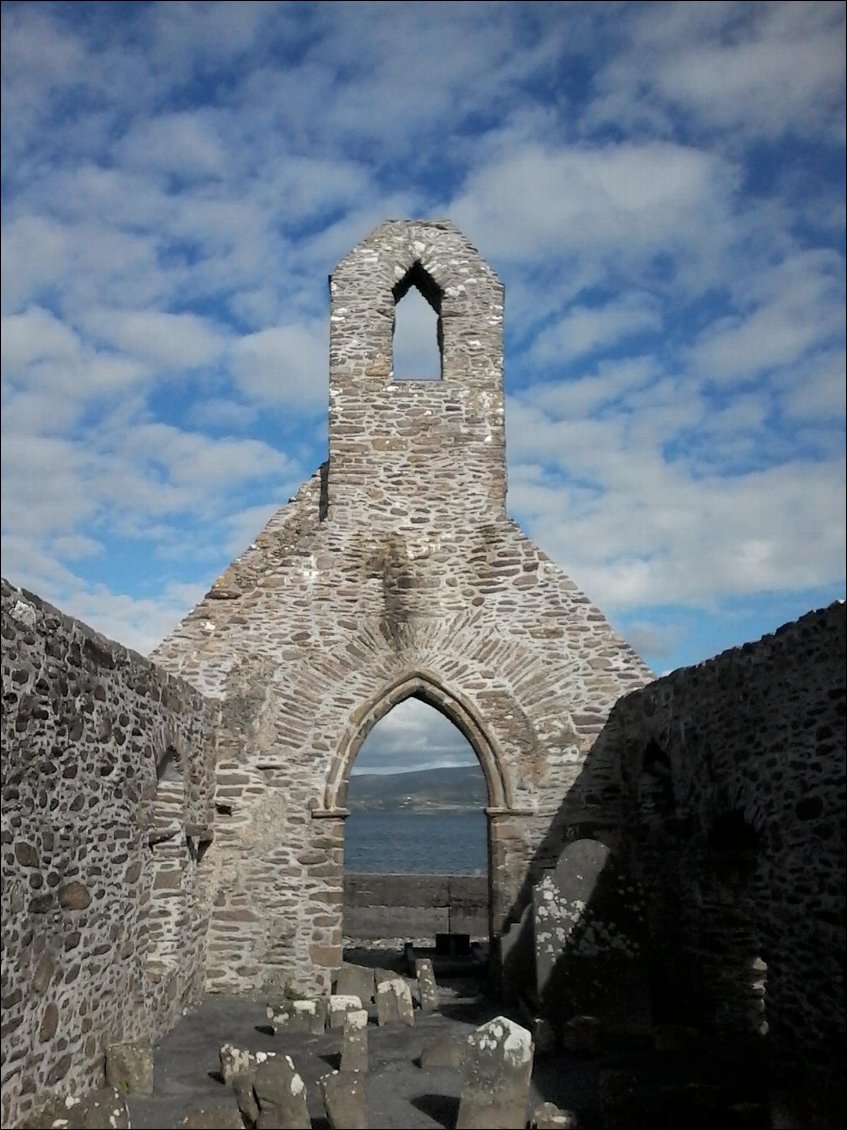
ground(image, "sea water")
xmin=344 ymin=809 xmax=487 ymax=874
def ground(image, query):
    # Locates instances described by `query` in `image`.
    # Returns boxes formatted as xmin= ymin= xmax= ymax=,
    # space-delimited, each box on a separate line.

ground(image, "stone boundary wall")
xmin=1 ymin=580 xmax=218 ymax=1128
xmin=549 ymin=601 xmax=845 ymax=1121
xmin=343 ymin=872 xmax=488 ymax=942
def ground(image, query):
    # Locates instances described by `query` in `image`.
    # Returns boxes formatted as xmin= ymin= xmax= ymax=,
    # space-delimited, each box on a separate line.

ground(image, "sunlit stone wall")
xmin=1 ymin=580 xmax=217 ymax=1127
xmin=153 ymin=220 xmax=654 ymax=996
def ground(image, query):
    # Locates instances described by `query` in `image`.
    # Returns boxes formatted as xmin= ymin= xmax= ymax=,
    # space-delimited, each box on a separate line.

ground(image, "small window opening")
xmin=639 ymin=740 xmax=674 ymax=822
xmin=391 ymin=262 xmax=443 ymax=380
xmin=706 ymin=810 xmax=760 ymax=884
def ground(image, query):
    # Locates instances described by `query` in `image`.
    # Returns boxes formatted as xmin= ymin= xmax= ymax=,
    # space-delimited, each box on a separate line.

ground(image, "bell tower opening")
xmin=391 ymin=261 xmax=443 ymax=381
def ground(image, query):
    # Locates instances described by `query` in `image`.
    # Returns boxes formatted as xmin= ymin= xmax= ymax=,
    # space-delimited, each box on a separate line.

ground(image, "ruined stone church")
xmin=2 ymin=220 xmax=843 ymax=1128
xmin=151 ymin=219 xmax=653 ymax=995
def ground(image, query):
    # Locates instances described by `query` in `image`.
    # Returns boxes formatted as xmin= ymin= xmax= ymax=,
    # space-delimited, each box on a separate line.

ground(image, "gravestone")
xmin=530 ymin=1101 xmax=580 ymax=1128
xmin=335 ymin=963 xmax=376 ymax=1003
xmin=457 ymin=1016 xmax=534 ymax=1130
xmin=230 ymin=1073 xmax=259 ymax=1125
xmin=375 ymin=977 xmax=415 ymax=1027
xmin=416 ymin=958 xmax=439 ymax=1011
xmin=533 ymin=838 xmax=649 ymax=1033
xmin=328 ymin=993 xmax=363 ymax=1029
xmin=340 ymin=1008 xmax=369 ymax=1073
xmin=219 ymin=1044 xmax=276 ymax=1084
xmin=320 ymin=1070 xmax=367 ymax=1130
xmin=253 ymin=1054 xmax=310 ymax=1130
xmin=267 ymin=997 xmax=326 ymax=1034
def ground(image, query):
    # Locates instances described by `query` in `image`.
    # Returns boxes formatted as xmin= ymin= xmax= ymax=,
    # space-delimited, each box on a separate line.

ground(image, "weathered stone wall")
xmin=343 ymin=872 xmax=488 ymax=942
xmin=152 ymin=220 xmax=654 ymax=996
xmin=1 ymin=580 xmax=218 ymax=1128
xmin=545 ymin=602 xmax=845 ymax=1118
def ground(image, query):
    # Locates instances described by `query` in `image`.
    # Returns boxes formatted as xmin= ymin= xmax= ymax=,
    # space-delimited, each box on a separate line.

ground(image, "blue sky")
xmin=2 ymin=2 xmax=845 ymax=772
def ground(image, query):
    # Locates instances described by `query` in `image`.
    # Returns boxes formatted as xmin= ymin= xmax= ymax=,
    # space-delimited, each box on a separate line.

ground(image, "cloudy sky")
xmin=2 ymin=2 xmax=844 ymax=773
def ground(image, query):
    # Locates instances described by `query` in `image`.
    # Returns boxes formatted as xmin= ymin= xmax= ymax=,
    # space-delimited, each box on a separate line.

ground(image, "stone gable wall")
xmin=152 ymin=220 xmax=654 ymax=996
xmin=1 ymin=580 xmax=218 ymax=1127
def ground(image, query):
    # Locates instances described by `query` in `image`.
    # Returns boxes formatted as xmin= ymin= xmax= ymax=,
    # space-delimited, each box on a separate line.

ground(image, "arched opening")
xmin=343 ymin=697 xmax=489 ymax=966
xmin=344 ymin=697 xmax=487 ymax=875
xmin=391 ymin=261 xmax=443 ymax=380
xmin=700 ymin=808 xmax=768 ymax=1037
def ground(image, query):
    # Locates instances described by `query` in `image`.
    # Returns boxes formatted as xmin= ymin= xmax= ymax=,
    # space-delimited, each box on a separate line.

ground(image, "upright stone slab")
xmin=335 ymin=963 xmax=376 ymax=1003
xmin=320 ymin=1071 xmax=367 ymax=1130
xmin=340 ymin=1009 xmax=369 ymax=1073
xmin=416 ymin=958 xmax=439 ymax=1012
xmin=328 ymin=993 xmax=363 ymax=1029
xmin=253 ymin=1054 xmax=310 ymax=1130
xmin=219 ymin=1043 xmax=275 ymax=1084
xmin=533 ymin=838 xmax=648 ymax=1033
xmin=457 ymin=1016 xmax=534 ymax=1130
xmin=375 ymin=977 xmax=415 ymax=1027
xmin=267 ymin=997 xmax=325 ymax=1034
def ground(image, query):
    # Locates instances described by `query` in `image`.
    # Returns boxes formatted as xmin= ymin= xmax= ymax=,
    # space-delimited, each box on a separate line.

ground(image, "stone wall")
xmin=343 ymin=873 xmax=488 ymax=942
xmin=1 ymin=580 xmax=218 ymax=1127
xmin=542 ymin=601 xmax=845 ymax=1120
xmin=152 ymin=220 xmax=654 ymax=997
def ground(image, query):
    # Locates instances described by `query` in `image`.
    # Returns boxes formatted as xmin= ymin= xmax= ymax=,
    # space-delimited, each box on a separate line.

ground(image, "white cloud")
xmin=1 ymin=306 xmax=80 ymax=370
xmin=230 ymin=323 xmax=329 ymax=409
xmin=530 ymin=295 xmax=663 ymax=366
xmin=511 ymin=456 xmax=845 ymax=611
xmin=82 ymin=308 xmax=228 ymax=370
xmin=114 ymin=111 xmax=226 ymax=178
xmin=354 ymin=698 xmax=477 ymax=775
xmin=451 ymin=140 xmax=738 ymax=291
xmin=588 ymin=1 xmax=845 ymax=142
xmin=690 ymin=250 xmax=845 ymax=383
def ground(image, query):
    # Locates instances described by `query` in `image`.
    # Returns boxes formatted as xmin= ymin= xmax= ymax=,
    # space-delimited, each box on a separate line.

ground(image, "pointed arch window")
xmin=391 ymin=262 xmax=443 ymax=381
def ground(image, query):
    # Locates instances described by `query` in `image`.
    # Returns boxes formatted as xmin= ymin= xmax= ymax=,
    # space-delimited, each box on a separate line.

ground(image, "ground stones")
xmin=375 ymin=977 xmax=415 ymax=1026
xmin=420 ymin=1033 xmax=466 ymax=1069
xmin=105 ymin=1041 xmax=154 ymax=1095
xmin=456 ymin=1016 xmax=534 ymax=1130
xmin=181 ymin=1102 xmax=244 ymax=1129
xmin=19 ymin=1089 xmax=130 ymax=1129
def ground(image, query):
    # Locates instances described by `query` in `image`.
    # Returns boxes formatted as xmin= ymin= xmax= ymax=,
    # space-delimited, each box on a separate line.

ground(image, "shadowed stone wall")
xmin=541 ymin=601 xmax=845 ymax=1123
xmin=1 ymin=581 xmax=218 ymax=1128
xmin=152 ymin=220 xmax=653 ymax=996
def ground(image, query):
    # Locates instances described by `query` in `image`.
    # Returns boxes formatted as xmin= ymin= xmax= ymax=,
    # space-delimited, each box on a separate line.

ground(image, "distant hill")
xmin=346 ymin=765 xmax=487 ymax=811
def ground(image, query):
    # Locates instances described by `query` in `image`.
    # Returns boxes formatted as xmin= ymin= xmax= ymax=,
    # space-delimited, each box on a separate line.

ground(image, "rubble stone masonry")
xmin=152 ymin=220 xmax=654 ymax=995
xmin=1 ymin=580 xmax=218 ymax=1127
